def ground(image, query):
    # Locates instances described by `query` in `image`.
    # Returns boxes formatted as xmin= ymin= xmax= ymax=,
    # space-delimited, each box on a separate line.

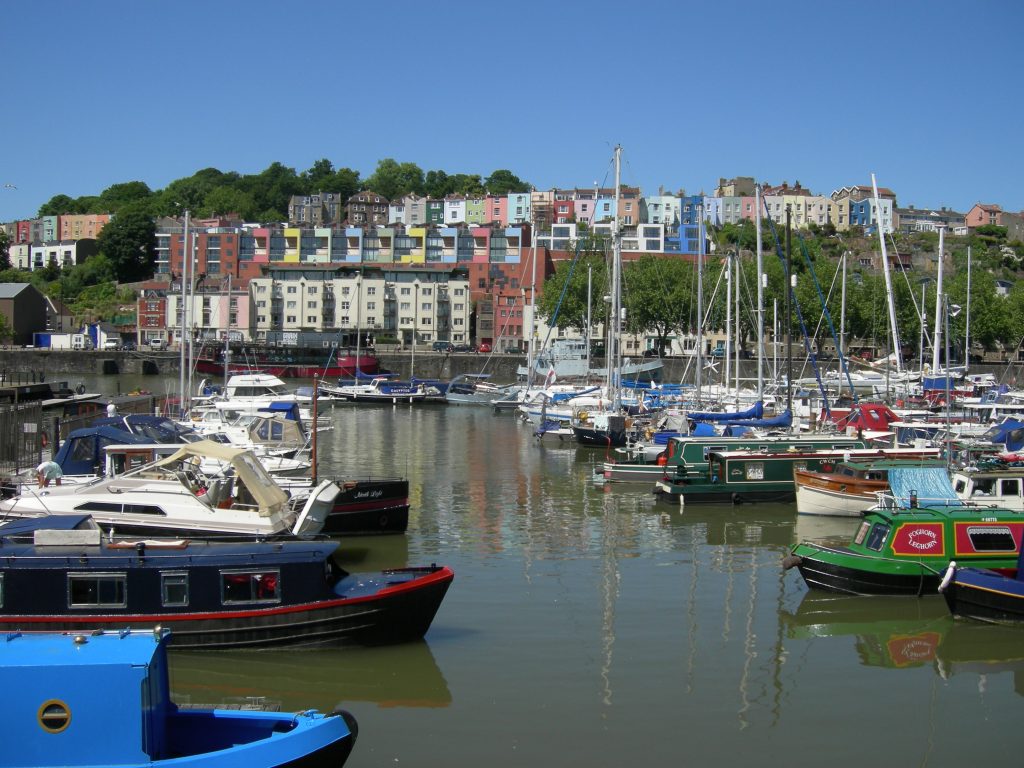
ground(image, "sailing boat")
xmin=572 ymin=145 xmax=640 ymax=448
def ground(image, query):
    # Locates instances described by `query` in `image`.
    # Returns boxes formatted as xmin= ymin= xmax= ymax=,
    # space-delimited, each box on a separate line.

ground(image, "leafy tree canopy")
xmin=96 ymin=203 xmax=156 ymax=282
xmin=484 ymin=169 xmax=530 ymax=196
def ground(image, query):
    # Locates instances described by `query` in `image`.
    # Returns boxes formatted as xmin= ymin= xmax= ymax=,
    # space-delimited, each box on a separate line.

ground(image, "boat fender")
xmin=656 ymin=454 xmax=667 ymax=466
xmin=379 ymin=514 xmax=389 ymax=528
xmin=578 ymin=411 xmax=589 ymax=422
xmin=938 ymin=561 xmax=957 ymax=593
xmin=76 ymin=384 xmax=85 ymax=395
xmin=731 ymin=493 xmax=743 ymax=505
xmin=330 ymin=708 xmax=360 ymax=740
xmin=781 ymin=554 xmax=803 ymax=571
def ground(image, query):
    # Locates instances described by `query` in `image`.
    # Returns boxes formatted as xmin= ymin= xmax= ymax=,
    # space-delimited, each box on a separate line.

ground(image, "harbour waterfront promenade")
xmin=0 ymin=348 xmax=1017 ymax=386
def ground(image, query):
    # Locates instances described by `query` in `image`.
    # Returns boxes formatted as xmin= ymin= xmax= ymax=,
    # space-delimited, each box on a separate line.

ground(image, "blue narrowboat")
xmin=0 ymin=628 xmax=357 ymax=767
xmin=0 ymin=515 xmax=453 ymax=649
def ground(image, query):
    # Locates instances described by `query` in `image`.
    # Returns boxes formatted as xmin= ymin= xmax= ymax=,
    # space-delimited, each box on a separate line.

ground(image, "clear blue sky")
xmin=3 ymin=0 xmax=1020 ymax=222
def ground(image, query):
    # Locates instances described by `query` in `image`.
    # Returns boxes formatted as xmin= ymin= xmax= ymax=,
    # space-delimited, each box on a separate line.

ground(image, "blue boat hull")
xmin=942 ymin=567 xmax=1024 ymax=623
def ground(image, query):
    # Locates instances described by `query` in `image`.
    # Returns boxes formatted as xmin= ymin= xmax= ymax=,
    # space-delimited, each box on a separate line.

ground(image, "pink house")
xmin=486 ymin=196 xmax=507 ymax=227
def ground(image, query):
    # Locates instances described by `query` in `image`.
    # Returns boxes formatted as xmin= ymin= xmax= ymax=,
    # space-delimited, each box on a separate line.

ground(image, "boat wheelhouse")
xmin=0 ymin=629 xmax=357 ymax=768
xmin=951 ymin=464 xmax=1024 ymax=511
xmin=0 ymin=515 xmax=453 ymax=648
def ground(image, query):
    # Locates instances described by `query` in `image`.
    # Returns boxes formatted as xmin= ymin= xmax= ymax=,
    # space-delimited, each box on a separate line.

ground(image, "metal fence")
xmin=0 ymin=402 xmax=43 ymax=479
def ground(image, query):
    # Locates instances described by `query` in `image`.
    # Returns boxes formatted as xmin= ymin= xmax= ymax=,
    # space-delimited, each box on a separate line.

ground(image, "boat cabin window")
xmin=954 ymin=478 xmax=968 ymax=494
xmin=68 ymin=573 xmax=126 ymax=608
xmin=971 ymin=478 xmax=996 ymax=496
xmin=122 ymin=504 xmax=166 ymax=516
xmin=221 ymin=569 xmax=281 ymax=604
xmin=0 ymin=574 xmax=4 ymax=607
xmin=161 ymin=572 xmax=189 ymax=607
xmin=68 ymin=438 xmax=95 ymax=464
xmin=75 ymin=501 xmax=123 ymax=514
xmin=966 ymin=526 xmax=1017 ymax=553
xmin=702 ymin=446 xmax=726 ymax=461
xmin=999 ymin=479 xmax=1021 ymax=498
xmin=864 ymin=524 xmax=888 ymax=552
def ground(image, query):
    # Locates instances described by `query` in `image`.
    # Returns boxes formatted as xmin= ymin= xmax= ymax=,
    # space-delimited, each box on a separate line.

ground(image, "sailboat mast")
xmin=931 ymin=225 xmax=946 ymax=371
xmin=734 ymin=250 xmax=740 ymax=396
xmin=725 ymin=249 xmax=732 ymax=393
xmin=696 ymin=205 xmax=704 ymax=406
xmin=223 ymin=273 xmax=231 ymax=390
xmin=586 ymin=265 xmax=593 ymax=377
xmin=178 ymin=209 xmax=190 ymax=416
xmin=871 ymin=173 xmax=902 ymax=374
xmin=755 ymin=185 xmax=764 ymax=400
xmin=527 ymin=214 xmax=537 ymax=387
xmin=609 ymin=145 xmax=623 ymax=411
xmin=965 ymin=245 xmax=972 ymax=368
xmin=785 ymin=206 xmax=792 ymax=418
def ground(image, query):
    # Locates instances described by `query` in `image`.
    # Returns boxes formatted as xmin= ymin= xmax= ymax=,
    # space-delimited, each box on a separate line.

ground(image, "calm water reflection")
xmin=77 ymin=375 xmax=1024 ymax=765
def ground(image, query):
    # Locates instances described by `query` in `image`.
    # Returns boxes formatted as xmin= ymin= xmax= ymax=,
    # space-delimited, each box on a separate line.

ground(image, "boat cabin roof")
xmin=0 ymin=628 xmax=165 ymax=668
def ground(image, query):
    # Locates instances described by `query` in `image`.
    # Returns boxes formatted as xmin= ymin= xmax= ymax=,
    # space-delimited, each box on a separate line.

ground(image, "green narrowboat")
xmin=653 ymin=446 xmax=934 ymax=506
xmin=784 ymin=495 xmax=1024 ymax=596
xmin=602 ymin=434 xmax=865 ymax=484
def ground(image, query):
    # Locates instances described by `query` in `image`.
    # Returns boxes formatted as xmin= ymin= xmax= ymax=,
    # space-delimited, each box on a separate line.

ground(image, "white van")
xmin=148 ymin=337 xmax=167 ymax=351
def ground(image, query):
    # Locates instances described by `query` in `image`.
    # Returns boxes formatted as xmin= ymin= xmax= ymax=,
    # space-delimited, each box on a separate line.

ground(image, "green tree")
xmin=98 ymin=181 xmax=153 ymax=212
xmin=622 ymin=255 xmax=695 ymax=352
xmin=97 ymin=204 xmax=156 ymax=282
xmin=484 ymin=169 xmax=530 ymax=195
xmin=364 ymin=159 xmax=425 ymax=201
xmin=424 ymin=170 xmax=451 ymax=198
xmin=38 ymin=194 xmax=80 ymax=217
xmin=301 ymin=158 xmax=336 ymax=192
xmin=0 ymin=229 xmax=9 ymax=270
xmin=536 ymin=247 xmax=609 ymax=334
xmin=204 ymin=186 xmax=256 ymax=219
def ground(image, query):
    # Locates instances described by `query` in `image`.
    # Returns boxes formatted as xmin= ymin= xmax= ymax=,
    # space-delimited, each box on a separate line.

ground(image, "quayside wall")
xmin=0 ymin=349 xmax=1016 ymax=388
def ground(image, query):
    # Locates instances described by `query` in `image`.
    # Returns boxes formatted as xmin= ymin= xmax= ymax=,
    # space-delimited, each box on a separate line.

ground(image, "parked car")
xmin=453 ymin=344 xmax=474 ymax=353
xmin=122 ymin=340 xmax=137 ymax=351
xmin=432 ymin=341 xmax=453 ymax=353
xmin=103 ymin=339 xmax=121 ymax=350
xmin=477 ymin=342 xmax=492 ymax=354
xmin=148 ymin=338 xmax=167 ymax=351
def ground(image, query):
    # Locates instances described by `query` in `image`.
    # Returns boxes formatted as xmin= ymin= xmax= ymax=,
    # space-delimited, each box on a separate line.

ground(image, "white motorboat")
xmin=0 ymin=440 xmax=337 ymax=539
xmin=445 ymin=374 xmax=519 ymax=406
xmin=320 ymin=375 xmax=427 ymax=404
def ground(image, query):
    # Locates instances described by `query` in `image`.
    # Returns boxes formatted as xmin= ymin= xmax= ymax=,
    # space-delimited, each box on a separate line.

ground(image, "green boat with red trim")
xmin=784 ymin=493 xmax=1024 ymax=596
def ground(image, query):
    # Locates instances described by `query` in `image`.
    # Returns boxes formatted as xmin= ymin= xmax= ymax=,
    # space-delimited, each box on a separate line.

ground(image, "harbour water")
xmin=75 ymin=375 xmax=1024 ymax=765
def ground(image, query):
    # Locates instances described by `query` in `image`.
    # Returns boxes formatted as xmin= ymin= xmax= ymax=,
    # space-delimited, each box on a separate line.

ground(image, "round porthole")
xmin=38 ymin=700 xmax=71 ymax=733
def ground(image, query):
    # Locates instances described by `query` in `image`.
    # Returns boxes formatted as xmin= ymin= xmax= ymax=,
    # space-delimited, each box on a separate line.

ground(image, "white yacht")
xmin=0 ymin=441 xmax=337 ymax=539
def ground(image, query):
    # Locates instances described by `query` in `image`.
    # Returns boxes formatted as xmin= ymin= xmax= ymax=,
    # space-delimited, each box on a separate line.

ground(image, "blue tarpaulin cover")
xmin=887 ymin=466 xmax=961 ymax=508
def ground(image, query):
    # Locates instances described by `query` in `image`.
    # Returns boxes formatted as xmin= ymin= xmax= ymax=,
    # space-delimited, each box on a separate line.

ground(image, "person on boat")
xmin=36 ymin=460 xmax=63 ymax=488
xmin=106 ymin=401 xmax=118 ymax=417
